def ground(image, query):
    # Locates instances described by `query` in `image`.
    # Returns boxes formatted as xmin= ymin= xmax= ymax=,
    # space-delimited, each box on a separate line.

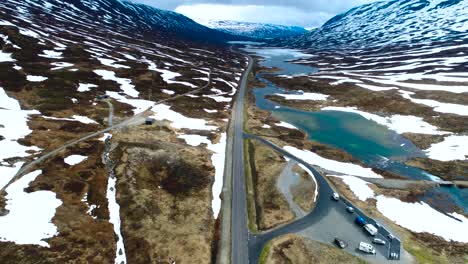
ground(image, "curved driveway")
xmin=244 ymin=133 xmax=402 ymax=264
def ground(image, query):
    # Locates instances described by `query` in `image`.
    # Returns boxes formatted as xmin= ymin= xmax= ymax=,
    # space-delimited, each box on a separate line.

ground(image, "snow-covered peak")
xmin=196 ymin=19 xmax=307 ymax=39
xmin=282 ymin=0 xmax=468 ymax=49
xmin=0 ymin=0 xmax=242 ymax=43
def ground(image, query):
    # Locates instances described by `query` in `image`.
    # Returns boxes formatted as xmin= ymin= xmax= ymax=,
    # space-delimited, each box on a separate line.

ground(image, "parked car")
xmin=358 ymin=242 xmax=376 ymax=254
xmin=346 ymin=206 xmax=354 ymax=213
xmin=355 ymin=216 xmax=366 ymax=226
xmin=332 ymin=192 xmax=340 ymax=201
xmin=387 ymin=233 xmax=395 ymax=240
xmin=334 ymin=237 xmax=348 ymax=249
xmin=372 ymin=238 xmax=386 ymax=245
xmin=364 ymin=224 xmax=378 ymax=236
xmin=374 ymin=222 xmax=382 ymax=229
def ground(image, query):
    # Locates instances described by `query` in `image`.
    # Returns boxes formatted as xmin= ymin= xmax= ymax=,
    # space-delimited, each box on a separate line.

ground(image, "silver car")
xmin=373 ymin=238 xmax=386 ymax=245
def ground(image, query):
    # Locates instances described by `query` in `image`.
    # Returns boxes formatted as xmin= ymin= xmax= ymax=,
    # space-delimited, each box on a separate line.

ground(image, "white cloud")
xmin=130 ymin=0 xmax=383 ymax=27
xmin=176 ymin=4 xmax=333 ymax=27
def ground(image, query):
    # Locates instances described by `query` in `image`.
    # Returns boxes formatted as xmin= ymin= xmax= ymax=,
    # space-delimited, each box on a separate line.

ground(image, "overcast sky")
xmin=129 ymin=0 xmax=382 ymax=28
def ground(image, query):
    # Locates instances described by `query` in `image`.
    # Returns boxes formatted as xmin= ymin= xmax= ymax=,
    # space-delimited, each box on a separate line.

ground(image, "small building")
xmin=97 ymin=94 xmax=110 ymax=100
xmin=145 ymin=117 xmax=155 ymax=125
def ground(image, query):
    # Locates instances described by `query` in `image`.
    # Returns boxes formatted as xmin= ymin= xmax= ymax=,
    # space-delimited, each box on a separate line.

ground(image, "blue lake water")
xmin=246 ymin=47 xmax=468 ymax=213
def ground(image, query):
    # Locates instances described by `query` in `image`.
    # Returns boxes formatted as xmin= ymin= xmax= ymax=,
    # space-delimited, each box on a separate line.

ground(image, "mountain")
xmin=3 ymin=0 xmax=244 ymax=43
xmin=280 ymin=0 xmax=468 ymax=49
xmin=0 ymin=0 xmax=246 ymax=262
xmin=197 ymin=19 xmax=308 ymax=39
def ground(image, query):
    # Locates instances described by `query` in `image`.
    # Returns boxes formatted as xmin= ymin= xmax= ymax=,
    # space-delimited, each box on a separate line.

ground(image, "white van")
xmin=358 ymin=242 xmax=376 ymax=254
xmin=364 ymin=224 xmax=378 ymax=236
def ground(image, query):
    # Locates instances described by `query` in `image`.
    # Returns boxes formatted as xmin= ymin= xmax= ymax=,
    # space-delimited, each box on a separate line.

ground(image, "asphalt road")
xmin=231 ymin=54 xmax=253 ymax=264
xmin=244 ymin=134 xmax=403 ymax=263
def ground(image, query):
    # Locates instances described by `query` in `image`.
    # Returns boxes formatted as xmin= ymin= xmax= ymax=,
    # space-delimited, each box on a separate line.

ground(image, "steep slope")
xmin=282 ymin=0 xmax=468 ymax=49
xmin=0 ymin=0 xmax=246 ymax=263
xmin=4 ymin=0 xmax=243 ymax=43
xmin=197 ymin=19 xmax=307 ymax=39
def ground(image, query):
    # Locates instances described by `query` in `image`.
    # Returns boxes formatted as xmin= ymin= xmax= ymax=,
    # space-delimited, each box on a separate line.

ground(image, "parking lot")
xmin=298 ymin=196 xmax=404 ymax=263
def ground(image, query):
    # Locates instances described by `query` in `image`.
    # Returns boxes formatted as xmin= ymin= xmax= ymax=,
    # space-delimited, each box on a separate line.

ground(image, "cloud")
xmin=128 ymin=0 xmax=382 ymax=27
xmin=175 ymin=4 xmax=333 ymax=27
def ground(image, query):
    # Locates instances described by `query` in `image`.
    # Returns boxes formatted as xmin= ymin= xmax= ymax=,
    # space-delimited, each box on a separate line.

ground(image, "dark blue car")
xmin=355 ymin=216 xmax=366 ymax=226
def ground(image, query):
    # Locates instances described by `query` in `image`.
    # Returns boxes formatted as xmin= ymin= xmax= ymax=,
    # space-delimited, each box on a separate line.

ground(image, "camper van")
xmin=358 ymin=242 xmax=376 ymax=254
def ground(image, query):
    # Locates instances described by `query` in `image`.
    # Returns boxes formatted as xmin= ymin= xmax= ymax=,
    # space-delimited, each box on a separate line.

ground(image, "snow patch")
xmin=275 ymin=121 xmax=298 ymax=130
xmin=0 ymin=170 xmax=62 ymax=247
xmin=376 ymin=196 xmax=468 ymax=243
xmin=64 ymin=155 xmax=87 ymax=166
xmin=284 ymin=146 xmax=383 ymax=178
xmin=38 ymin=50 xmax=63 ymax=59
xmin=151 ymin=104 xmax=217 ymax=131
xmin=322 ymin=106 xmax=449 ymax=135
xmin=425 ymin=135 xmax=468 ymax=161
xmin=0 ymin=51 xmax=15 ymax=62
xmin=26 ymin=75 xmax=48 ymax=82
xmin=331 ymin=175 xmax=375 ymax=201
xmin=275 ymin=92 xmax=329 ymax=100
xmin=94 ymin=69 xmax=139 ymax=97
xmin=78 ymin=83 xmax=97 ymax=92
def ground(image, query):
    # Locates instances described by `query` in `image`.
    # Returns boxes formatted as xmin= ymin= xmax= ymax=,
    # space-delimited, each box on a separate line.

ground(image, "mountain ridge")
xmin=278 ymin=0 xmax=468 ymax=49
xmin=196 ymin=19 xmax=308 ymax=40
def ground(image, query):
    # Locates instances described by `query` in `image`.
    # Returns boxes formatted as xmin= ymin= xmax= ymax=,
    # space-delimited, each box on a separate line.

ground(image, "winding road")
xmin=227 ymin=47 xmax=403 ymax=263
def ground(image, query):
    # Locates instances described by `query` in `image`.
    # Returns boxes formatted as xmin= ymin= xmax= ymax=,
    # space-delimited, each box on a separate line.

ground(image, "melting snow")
xmin=143 ymin=59 xmax=196 ymax=88
xmin=161 ymin=89 xmax=175 ymax=95
xmin=275 ymin=121 xmax=298 ymax=130
xmin=151 ymin=104 xmax=217 ymax=130
xmin=0 ymin=88 xmax=40 ymax=187
xmin=42 ymin=115 xmax=98 ymax=125
xmin=0 ymin=170 xmax=62 ymax=247
xmin=376 ymin=196 xmax=468 ymax=243
xmin=77 ymin=83 xmax=97 ymax=92
xmin=106 ymin=174 xmax=127 ymax=264
xmin=51 ymin=62 xmax=73 ymax=70
xmin=94 ymin=69 xmax=139 ymax=97
xmin=38 ymin=50 xmax=63 ymax=59
xmin=399 ymin=90 xmax=468 ymax=116
xmin=97 ymin=58 xmax=129 ymax=69
xmin=26 ymin=75 xmax=48 ymax=82
xmin=64 ymin=155 xmax=87 ymax=165
xmin=331 ymin=175 xmax=375 ymax=201
xmin=284 ymin=146 xmax=383 ymax=178
xmin=204 ymin=108 xmax=218 ymax=113
xmin=322 ymin=106 xmax=449 ymax=135
xmin=0 ymin=51 xmax=15 ymax=62
xmin=275 ymin=92 xmax=329 ymax=100
xmin=425 ymin=135 xmax=468 ymax=161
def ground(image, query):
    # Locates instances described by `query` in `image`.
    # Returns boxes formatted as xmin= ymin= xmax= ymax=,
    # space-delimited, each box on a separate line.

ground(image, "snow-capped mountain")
xmin=281 ymin=0 xmax=468 ymax=49
xmin=0 ymin=0 xmax=243 ymax=43
xmin=197 ymin=19 xmax=307 ymax=39
xmin=0 ymin=0 xmax=246 ymax=262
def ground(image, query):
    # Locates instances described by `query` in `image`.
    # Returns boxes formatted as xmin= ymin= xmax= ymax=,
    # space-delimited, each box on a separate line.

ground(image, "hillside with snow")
xmin=197 ymin=19 xmax=308 ymax=39
xmin=0 ymin=0 xmax=245 ymax=262
xmin=281 ymin=0 xmax=468 ymax=49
